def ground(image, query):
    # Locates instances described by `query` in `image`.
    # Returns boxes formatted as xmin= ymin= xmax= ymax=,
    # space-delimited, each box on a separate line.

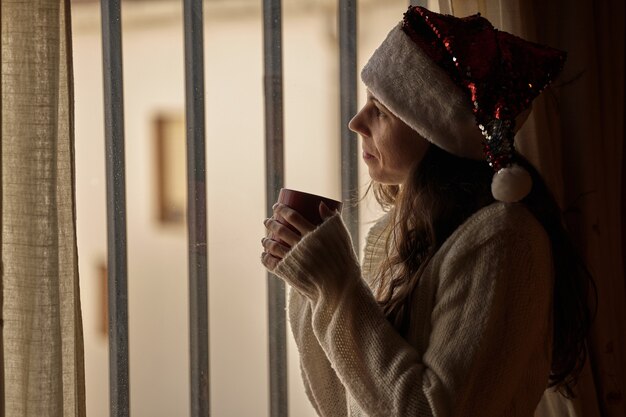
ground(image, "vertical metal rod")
xmin=339 ymin=0 xmax=359 ymax=252
xmin=100 ymin=0 xmax=129 ymax=416
xmin=0 ymin=2 xmax=4 ymax=414
xmin=262 ymin=1 xmax=288 ymax=417
xmin=183 ymin=0 xmax=209 ymax=416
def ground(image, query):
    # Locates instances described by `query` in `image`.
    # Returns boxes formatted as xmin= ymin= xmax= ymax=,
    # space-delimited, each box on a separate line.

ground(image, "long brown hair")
xmin=372 ymin=144 xmax=596 ymax=398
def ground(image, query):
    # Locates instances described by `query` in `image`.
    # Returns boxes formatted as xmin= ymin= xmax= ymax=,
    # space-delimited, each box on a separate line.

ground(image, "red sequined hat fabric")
xmin=402 ymin=6 xmax=567 ymax=125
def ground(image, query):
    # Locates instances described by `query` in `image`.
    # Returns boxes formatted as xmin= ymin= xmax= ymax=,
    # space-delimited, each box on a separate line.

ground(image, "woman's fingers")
xmin=273 ymin=204 xmax=316 ymax=235
xmin=261 ymin=204 xmax=318 ymax=271
xmin=264 ymin=217 xmax=301 ymax=247
xmin=261 ymin=251 xmax=282 ymax=271
xmin=319 ymin=201 xmax=337 ymax=220
xmin=261 ymin=237 xmax=290 ymax=259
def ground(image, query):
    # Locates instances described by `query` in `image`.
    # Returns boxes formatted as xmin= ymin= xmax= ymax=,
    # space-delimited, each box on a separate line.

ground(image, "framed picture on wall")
xmin=154 ymin=112 xmax=186 ymax=225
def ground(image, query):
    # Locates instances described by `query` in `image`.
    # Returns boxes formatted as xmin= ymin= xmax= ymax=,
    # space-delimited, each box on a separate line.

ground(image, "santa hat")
xmin=361 ymin=6 xmax=566 ymax=202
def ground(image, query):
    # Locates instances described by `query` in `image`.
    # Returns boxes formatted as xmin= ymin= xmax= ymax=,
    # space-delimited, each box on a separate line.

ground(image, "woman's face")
xmin=349 ymin=91 xmax=430 ymax=185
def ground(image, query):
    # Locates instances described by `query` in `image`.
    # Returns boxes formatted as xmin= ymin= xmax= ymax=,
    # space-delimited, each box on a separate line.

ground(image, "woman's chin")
xmin=367 ymin=168 xmax=401 ymax=185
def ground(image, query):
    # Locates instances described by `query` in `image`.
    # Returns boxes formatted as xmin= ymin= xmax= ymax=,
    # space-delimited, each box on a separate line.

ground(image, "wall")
xmin=71 ymin=0 xmax=435 ymax=415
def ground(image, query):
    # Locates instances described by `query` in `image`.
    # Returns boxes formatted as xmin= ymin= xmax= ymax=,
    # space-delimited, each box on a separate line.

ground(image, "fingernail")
xmin=263 ymin=218 xmax=270 ymax=226
xmin=272 ymin=203 xmax=279 ymax=210
xmin=261 ymin=237 xmax=266 ymax=245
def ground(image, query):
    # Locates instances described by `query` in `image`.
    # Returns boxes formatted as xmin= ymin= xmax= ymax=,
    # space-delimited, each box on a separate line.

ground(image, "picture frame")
xmin=154 ymin=112 xmax=186 ymax=226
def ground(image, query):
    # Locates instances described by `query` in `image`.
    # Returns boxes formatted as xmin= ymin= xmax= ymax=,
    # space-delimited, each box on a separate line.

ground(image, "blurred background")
xmin=70 ymin=1 xmax=438 ymax=416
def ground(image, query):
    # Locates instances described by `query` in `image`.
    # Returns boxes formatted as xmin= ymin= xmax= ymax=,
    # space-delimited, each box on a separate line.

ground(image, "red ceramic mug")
xmin=276 ymin=188 xmax=343 ymax=230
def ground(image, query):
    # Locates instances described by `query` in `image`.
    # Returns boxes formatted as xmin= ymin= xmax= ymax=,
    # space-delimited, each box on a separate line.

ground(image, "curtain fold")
xmin=1 ymin=0 xmax=86 ymax=415
xmin=443 ymin=1 xmax=625 ymax=416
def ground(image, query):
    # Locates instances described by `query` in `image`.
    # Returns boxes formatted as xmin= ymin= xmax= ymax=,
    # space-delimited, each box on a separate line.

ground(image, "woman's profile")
xmin=261 ymin=6 xmax=594 ymax=416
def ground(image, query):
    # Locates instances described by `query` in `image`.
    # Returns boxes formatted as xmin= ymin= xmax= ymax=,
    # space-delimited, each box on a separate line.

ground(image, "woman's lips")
xmin=362 ymin=150 xmax=375 ymax=160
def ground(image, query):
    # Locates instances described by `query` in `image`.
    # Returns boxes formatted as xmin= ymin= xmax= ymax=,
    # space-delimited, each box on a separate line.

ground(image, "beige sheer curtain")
xmin=1 ymin=0 xmax=86 ymax=416
xmin=441 ymin=1 xmax=626 ymax=416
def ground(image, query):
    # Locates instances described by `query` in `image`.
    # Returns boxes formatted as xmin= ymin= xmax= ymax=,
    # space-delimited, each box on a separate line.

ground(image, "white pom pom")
xmin=491 ymin=164 xmax=532 ymax=203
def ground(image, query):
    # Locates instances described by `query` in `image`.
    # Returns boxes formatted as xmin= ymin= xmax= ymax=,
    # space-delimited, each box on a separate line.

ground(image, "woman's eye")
xmin=374 ymin=106 xmax=385 ymax=118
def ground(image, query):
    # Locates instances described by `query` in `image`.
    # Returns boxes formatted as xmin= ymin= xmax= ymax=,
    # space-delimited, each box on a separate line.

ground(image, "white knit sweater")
xmin=274 ymin=202 xmax=554 ymax=417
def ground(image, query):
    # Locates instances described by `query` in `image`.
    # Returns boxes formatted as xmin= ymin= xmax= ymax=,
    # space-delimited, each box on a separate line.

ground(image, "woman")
xmin=261 ymin=6 xmax=594 ymax=417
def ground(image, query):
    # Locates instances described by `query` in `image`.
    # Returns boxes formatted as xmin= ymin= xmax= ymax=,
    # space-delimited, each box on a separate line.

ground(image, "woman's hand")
xmin=261 ymin=202 xmax=335 ymax=271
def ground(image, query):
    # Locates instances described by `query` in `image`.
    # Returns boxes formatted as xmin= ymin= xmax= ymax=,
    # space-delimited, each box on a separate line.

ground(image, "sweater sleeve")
xmin=275 ymin=206 xmax=553 ymax=417
xmin=284 ymin=214 xmax=390 ymax=417
xmin=287 ymin=287 xmax=348 ymax=417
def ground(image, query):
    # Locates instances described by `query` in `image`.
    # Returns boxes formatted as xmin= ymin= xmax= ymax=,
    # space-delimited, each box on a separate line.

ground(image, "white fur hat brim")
xmin=361 ymin=23 xmax=485 ymax=160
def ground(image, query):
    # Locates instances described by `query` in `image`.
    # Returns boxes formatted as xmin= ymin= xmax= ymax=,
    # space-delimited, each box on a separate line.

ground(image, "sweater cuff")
xmin=274 ymin=213 xmax=361 ymax=303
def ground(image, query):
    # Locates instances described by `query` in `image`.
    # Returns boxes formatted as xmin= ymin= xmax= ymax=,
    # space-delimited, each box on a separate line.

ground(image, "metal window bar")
xmin=0 ymin=1 xmax=4 ymax=410
xmin=100 ymin=0 xmax=129 ymax=416
xmin=263 ymin=1 xmax=288 ymax=417
xmin=183 ymin=0 xmax=210 ymax=416
xmin=339 ymin=0 xmax=359 ymax=252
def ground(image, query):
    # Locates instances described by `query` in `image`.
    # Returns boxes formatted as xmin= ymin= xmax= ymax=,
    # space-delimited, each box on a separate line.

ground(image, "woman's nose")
xmin=348 ymin=115 xmax=358 ymax=133
xmin=348 ymin=108 xmax=367 ymax=137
